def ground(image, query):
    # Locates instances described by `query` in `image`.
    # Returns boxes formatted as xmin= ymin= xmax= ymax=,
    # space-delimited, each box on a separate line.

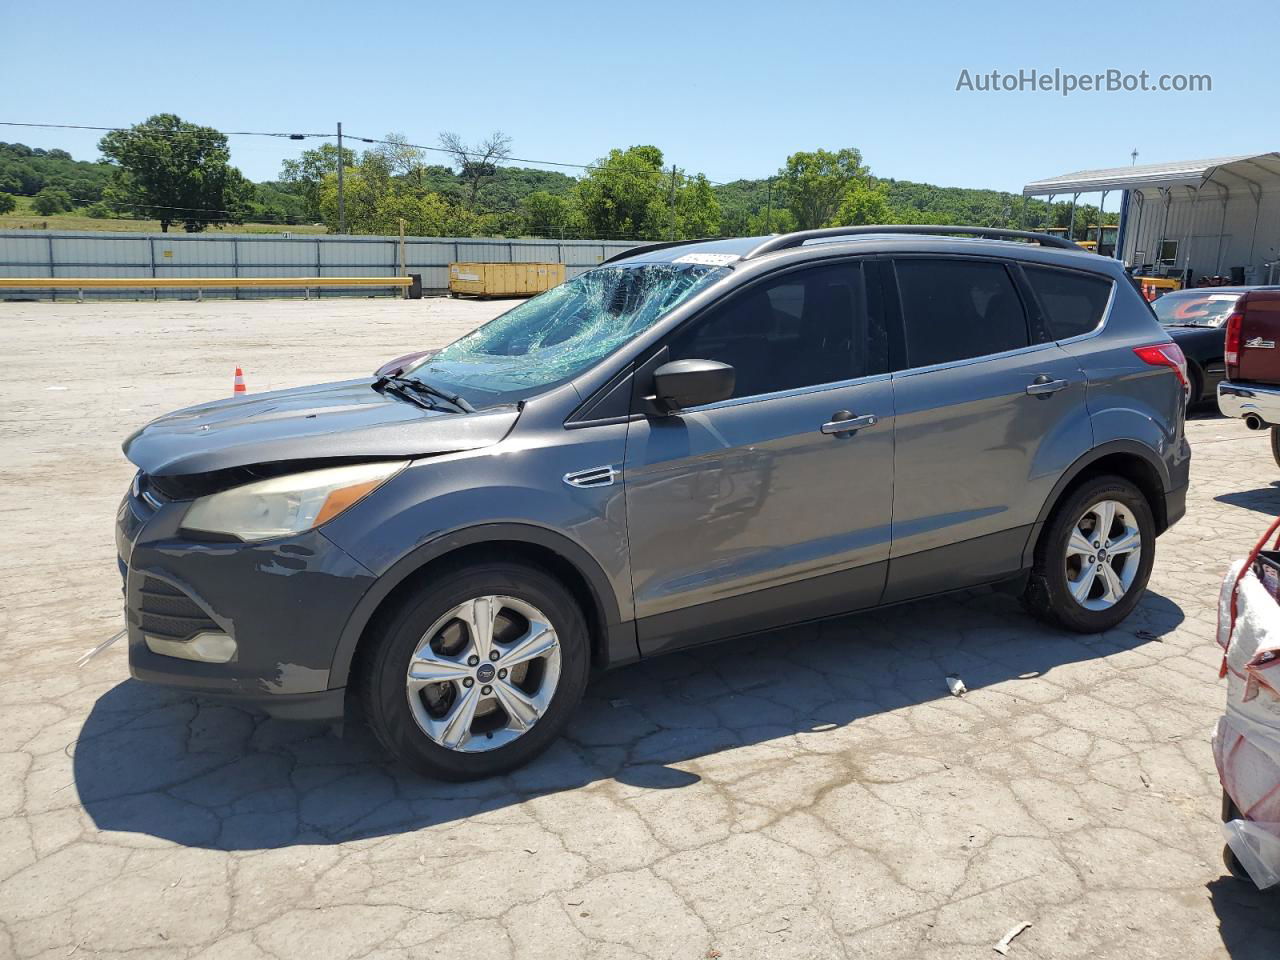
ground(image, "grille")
xmin=137 ymin=576 xmax=218 ymax=642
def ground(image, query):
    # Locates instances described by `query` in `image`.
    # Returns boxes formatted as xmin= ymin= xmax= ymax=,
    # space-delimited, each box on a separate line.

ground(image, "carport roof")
xmin=1022 ymin=153 xmax=1280 ymax=196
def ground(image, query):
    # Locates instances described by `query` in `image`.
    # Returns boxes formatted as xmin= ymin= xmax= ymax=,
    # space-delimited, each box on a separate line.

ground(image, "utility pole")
xmin=398 ymin=217 xmax=407 ymax=298
xmin=765 ymin=178 xmax=773 ymax=233
xmin=669 ymin=164 xmax=678 ymax=241
xmin=336 ymin=122 xmax=346 ymax=234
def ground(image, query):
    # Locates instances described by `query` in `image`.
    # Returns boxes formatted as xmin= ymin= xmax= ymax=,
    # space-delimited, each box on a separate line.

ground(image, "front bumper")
xmin=116 ymin=477 xmax=376 ymax=720
xmin=1218 ymin=381 xmax=1280 ymax=425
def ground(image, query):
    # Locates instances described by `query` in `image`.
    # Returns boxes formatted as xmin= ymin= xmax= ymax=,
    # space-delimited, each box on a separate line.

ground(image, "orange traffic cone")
xmin=233 ymin=366 xmax=247 ymax=395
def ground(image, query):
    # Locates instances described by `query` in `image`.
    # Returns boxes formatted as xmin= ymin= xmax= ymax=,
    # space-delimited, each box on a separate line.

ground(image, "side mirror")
xmin=651 ymin=359 xmax=735 ymax=414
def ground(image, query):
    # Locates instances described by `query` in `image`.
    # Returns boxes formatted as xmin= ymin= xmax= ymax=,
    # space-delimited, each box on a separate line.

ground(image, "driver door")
xmin=622 ymin=258 xmax=896 ymax=656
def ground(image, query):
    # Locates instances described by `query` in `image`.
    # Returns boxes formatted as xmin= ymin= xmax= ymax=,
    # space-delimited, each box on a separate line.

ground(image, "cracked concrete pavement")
xmin=1 ymin=296 xmax=1278 ymax=959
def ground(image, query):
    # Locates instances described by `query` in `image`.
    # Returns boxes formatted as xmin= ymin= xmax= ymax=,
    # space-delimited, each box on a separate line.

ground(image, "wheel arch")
xmin=1021 ymin=440 xmax=1171 ymax=568
xmin=330 ymin=523 xmax=636 ymax=690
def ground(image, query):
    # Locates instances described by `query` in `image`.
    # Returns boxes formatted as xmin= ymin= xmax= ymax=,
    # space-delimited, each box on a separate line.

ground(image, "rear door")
xmin=883 ymin=255 xmax=1092 ymax=603
xmin=623 ymin=258 xmax=895 ymax=655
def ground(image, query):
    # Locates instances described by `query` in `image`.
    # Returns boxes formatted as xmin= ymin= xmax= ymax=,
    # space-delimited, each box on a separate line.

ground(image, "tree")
xmin=32 ymin=187 xmax=72 ymax=215
xmin=831 ymin=181 xmax=892 ymax=227
xmin=574 ymin=145 xmax=667 ymax=239
xmin=675 ymin=173 xmax=721 ymax=238
xmin=438 ymin=130 xmax=512 ymax=207
xmin=776 ymin=148 xmax=870 ymax=229
xmin=98 ymin=114 xmax=251 ymax=232
xmin=0 ymin=191 xmax=14 ymax=214
xmin=317 ymin=151 xmax=392 ymax=233
xmin=748 ymin=206 xmax=796 ymax=235
xmin=371 ymin=191 xmax=480 ymax=237
xmin=374 ymin=133 xmax=427 ymax=186
xmin=522 ymin=190 xmax=583 ymax=237
xmin=279 ymin=142 xmax=356 ymax=221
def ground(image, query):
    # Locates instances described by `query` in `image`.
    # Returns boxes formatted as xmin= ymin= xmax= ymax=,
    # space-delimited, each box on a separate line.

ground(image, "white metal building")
xmin=1023 ymin=153 xmax=1280 ymax=284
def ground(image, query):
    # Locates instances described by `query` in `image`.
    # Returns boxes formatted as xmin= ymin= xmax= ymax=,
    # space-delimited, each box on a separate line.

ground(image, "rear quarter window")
xmin=1023 ymin=265 xmax=1113 ymax=340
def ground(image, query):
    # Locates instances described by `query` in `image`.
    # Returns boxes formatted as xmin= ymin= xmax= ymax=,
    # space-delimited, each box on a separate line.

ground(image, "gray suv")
xmin=116 ymin=226 xmax=1190 ymax=779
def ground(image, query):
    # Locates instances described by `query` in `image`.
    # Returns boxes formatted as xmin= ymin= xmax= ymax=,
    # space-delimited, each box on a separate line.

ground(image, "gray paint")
xmin=122 ymin=379 xmax=520 ymax=475
xmin=115 ymin=230 xmax=1190 ymax=719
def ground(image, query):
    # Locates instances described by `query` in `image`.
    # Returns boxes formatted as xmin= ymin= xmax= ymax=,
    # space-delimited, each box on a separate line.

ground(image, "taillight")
xmin=1134 ymin=342 xmax=1189 ymax=393
xmin=1224 ymin=310 xmax=1244 ymax=378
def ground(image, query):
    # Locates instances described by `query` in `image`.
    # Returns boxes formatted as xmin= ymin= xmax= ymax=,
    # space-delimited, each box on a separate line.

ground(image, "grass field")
xmin=0 ymin=195 xmax=327 ymax=235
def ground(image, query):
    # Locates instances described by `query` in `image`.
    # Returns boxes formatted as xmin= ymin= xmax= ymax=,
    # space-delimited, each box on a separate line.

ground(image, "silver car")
xmin=117 ymin=226 xmax=1191 ymax=779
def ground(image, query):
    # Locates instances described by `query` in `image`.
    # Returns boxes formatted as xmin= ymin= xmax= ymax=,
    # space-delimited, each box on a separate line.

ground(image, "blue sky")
xmin=2 ymin=0 xmax=1270 ymax=198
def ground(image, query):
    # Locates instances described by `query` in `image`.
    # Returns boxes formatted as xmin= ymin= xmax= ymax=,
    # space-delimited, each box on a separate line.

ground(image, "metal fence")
xmin=0 ymin=231 xmax=644 ymax=300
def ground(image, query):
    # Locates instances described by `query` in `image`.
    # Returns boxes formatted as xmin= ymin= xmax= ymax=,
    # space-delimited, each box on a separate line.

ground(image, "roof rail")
xmin=601 ymin=238 xmax=716 ymax=264
xmin=743 ymin=225 xmax=1081 ymax=259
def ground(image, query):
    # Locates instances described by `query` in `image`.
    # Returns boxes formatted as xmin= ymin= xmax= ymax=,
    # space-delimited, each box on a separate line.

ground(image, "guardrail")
xmin=0 ymin=276 xmax=414 ymax=301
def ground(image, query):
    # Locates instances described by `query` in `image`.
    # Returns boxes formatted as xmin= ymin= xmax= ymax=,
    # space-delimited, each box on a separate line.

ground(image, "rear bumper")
xmin=1218 ymin=381 xmax=1280 ymax=424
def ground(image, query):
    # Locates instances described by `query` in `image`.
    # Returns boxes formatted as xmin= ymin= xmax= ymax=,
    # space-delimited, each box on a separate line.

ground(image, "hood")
xmin=123 ymin=378 xmax=520 ymax=476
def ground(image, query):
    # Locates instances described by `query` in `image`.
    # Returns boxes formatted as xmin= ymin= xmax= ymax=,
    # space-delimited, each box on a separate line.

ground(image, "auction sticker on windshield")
xmin=672 ymin=253 xmax=739 ymax=266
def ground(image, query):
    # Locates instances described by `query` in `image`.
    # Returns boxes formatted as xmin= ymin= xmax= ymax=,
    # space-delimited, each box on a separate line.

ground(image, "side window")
xmin=667 ymin=261 xmax=886 ymax=400
xmin=894 ymin=258 xmax=1029 ymax=368
xmin=1023 ymin=265 xmax=1113 ymax=340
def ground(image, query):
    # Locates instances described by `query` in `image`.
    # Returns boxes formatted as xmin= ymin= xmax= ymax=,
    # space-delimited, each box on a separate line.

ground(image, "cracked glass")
xmin=414 ymin=263 xmax=730 ymax=406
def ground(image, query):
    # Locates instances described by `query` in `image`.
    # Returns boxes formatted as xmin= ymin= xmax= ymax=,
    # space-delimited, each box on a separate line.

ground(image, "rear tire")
xmin=1022 ymin=475 xmax=1156 ymax=633
xmin=1270 ymin=426 xmax=1280 ymax=470
xmin=359 ymin=562 xmax=590 ymax=780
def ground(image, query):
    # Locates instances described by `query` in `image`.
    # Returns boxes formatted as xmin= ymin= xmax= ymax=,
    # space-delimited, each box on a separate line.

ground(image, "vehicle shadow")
xmin=73 ymin=586 xmax=1184 ymax=851
xmin=1207 ymin=877 xmax=1280 ymax=958
xmin=1215 ymin=484 xmax=1280 ymax=515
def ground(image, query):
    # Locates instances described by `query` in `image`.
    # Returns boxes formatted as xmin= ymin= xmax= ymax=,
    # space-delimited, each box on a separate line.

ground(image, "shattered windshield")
xmin=412 ymin=263 xmax=729 ymax=406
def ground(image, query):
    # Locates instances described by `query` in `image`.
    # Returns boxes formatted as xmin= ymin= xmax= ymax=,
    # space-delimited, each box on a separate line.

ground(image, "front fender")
xmin=325 ymin=520 xmax=635 ymax=688
xmin=320 ymin=425 xmax=634 ymax=686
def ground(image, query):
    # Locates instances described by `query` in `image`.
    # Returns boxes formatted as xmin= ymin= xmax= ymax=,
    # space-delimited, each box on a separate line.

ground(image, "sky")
xmin=2 ymin=0 xmax=1273 ymax=201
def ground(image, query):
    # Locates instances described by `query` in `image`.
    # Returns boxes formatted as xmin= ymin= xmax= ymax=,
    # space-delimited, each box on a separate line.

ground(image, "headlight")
xmin=183 ymin=461 xmax=407 ymax=541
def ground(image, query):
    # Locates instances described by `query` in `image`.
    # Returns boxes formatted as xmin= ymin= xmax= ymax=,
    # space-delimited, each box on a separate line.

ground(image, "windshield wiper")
xmin=404 ymin=375 xmax=475 ymax=413
xmin=373 ymin=376 xmax=437 ymax=411
xmin=373 ymin=375 xmax=474 ymax=414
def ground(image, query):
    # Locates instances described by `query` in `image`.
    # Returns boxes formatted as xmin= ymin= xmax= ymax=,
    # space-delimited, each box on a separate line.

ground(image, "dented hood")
xmin=123 ymin=378 xmax=519 ymax=476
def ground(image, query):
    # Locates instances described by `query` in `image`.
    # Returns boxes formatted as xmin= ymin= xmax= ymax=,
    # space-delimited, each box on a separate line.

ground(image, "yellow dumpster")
xmin=448 ymin=262 xmax=565 ymax=298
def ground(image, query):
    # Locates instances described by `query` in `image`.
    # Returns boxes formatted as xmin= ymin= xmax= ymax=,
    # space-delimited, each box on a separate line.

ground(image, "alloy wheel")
xmin=1063 ymin=500 xmax=1143 ymax=612
xmin=405 ymin=595 xmax=561 ymax=753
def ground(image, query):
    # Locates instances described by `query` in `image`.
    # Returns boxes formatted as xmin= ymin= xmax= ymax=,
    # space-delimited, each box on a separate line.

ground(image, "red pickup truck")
xmin=1216 ymin=289 xmax=1280 ymax=460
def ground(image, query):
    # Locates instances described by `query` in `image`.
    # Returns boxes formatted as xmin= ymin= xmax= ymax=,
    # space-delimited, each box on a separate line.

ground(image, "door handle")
xmin=1026 ymin=375 xmax=1069 ymax=397
xmin=821 ymin=412 xmax=878 ymax=436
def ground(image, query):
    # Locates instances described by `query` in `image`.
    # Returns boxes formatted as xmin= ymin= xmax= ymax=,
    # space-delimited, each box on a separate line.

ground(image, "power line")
xmin=345 ymin=131 xmax=733 ymax=185
xmin=0 ymin=120 xmax=329 ymax=140
xmin=0 ymin=119 xmax=734 ymax=186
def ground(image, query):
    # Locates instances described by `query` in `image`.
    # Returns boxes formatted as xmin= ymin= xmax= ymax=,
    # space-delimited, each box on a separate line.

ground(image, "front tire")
xmin=1023 ymin=475 xmax=1156 ymax=633
xmin=359 ymin=562 xmax=590 ymax=780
